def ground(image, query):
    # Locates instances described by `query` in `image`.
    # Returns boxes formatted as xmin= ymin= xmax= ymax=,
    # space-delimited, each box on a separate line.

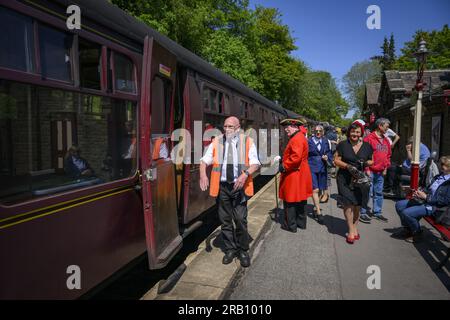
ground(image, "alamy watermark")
xmin=366 ymin=265 xmax=381 ymax=290
xmin=66 ymin=5 xmax=81 ymax=30
xmin=66 ymin=265 xmax=81 ymax=290
xmin=366 ymin=5 xmax=381 ymax=30
xmin=168 ymin=121 xmax=281 ymax=175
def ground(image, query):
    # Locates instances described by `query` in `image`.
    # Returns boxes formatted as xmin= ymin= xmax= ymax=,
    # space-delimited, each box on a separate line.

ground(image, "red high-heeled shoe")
xmin=346 ymin=235 xmax=355 ymax=244
xmin=354 ymin=234 xmax=360 ymax=240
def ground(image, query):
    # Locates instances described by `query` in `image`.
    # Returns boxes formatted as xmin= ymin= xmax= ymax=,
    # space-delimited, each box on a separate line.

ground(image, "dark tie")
xmin=226 ymin=140 xmax=234 ymax=183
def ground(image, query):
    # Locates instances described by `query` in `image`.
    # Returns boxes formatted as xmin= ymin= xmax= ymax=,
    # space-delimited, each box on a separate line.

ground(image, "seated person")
xmin=393 ymin=155 xmax=450 ymax=243
xmin=64 ymin=146 xmax=94 ymax=179
xmin=384 ymin=137 xmax=430 ymax=194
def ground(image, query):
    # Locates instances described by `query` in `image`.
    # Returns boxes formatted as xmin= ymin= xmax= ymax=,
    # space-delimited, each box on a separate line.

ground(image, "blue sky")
xmin=249 ymin=0 xmax=449 ymax=92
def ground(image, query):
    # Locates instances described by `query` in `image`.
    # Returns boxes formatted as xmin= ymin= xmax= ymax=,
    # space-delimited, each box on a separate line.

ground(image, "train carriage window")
xmin=202 ymin=87 xmax=209 ymax=110
xmin=79 ymin=38 xmax=101 ymax=90
xmin=114 ymin=52 xmax=136 ymax=93
xmin=39 ymin=24 xmax=73 ymax=82
xmin=218 ymin=92 xmax=223 ymax=113
xmin=151 ymin=76 xmax=172 ymax=135
xmin=0 ymin=80 xmax=137 ymax=206
xmin=0 ymin=7 xmax=35 ymax=73
xmin=209 ymin=88 xmax=218 ymax=112
xmin=223 ymin=94 xmax=230 ymax=114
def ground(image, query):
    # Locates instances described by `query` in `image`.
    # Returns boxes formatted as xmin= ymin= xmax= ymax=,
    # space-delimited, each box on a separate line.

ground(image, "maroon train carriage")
xmin=0 ymin=0 xmax=296 ymax=299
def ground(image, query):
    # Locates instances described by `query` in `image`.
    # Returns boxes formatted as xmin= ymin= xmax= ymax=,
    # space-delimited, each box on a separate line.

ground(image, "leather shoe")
xmin=317 ymin=214 xmax=325 ymax=225
xmin=222 ymin=251 xmax=236 ymax=265
xmin=238 ymin=251 xmax=251 ymax=268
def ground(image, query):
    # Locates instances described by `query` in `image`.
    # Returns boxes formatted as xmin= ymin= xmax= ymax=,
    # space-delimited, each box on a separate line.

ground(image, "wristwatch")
xmin=244 ymin=170 xmax=250 ymax=176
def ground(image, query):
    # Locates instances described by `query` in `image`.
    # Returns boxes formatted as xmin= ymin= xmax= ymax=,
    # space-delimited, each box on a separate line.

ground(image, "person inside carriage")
xmin=64 ymin=145 xmax=94 ymax=179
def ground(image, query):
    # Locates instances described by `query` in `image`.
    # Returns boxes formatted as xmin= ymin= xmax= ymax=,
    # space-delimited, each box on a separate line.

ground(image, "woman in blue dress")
xmin=308 ymin=125 xmax=333 ymax=224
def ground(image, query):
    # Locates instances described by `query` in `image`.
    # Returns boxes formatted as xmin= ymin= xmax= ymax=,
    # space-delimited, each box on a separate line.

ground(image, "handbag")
xmin=347 ymin=165 xmax=371 ymax=187
xmin=434 ymin=206 xmax=450 ymax=227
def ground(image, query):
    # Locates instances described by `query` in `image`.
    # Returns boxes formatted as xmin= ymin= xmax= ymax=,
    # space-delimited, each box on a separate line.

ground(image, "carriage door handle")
xmin=144 ymin=168 xmax=157 ymax=181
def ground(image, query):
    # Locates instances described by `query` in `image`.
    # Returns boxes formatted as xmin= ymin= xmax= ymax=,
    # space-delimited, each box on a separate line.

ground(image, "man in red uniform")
xmin=279 ymin=118 xmax=313 ymax=232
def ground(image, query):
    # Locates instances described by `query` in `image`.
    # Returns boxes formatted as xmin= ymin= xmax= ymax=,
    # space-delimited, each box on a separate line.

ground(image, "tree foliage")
xmin=110 ymin=0 xmax=348 ymax=124
xmin=201 ymin=30 xmax=261 ymax=90
xmin=371 ymin=33 xmax=396 ymax=71
xmin=342 ymin=60 xmax=382 ymax=113
xmin=296 ymin=71 xmax=349 ymax=126
xmin=395 ymin=24 xmax=450 ymax=71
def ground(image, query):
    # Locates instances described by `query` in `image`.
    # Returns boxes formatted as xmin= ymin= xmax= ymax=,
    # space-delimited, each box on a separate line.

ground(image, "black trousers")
xmin=386 ymin=165 xmax=411 ymax=191
xmin=283 ymin=200 xmax=307 ymax=231
xmin=218 ymin=182 xmax=249 ymax=253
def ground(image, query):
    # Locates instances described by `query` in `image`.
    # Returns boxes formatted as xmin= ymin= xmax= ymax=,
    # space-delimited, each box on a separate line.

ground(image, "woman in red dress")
xmin=279 ymin=118 xmax=313 ymax=232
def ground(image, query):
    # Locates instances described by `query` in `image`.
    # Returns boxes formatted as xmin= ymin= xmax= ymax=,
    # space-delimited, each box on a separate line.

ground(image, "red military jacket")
xmin=279 ymin=131 xmax=313 ymax=202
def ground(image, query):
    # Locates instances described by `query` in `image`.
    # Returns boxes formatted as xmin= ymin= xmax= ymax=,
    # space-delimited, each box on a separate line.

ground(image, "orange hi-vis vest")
xmin=152 ymin=137 xmax=164 ymax=160
xmin=209 ymin=134 xmax=254 ymax=198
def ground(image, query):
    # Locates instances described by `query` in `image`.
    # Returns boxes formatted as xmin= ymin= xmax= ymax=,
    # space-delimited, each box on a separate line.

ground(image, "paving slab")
xmin=229 ymin=181 xmax=450 ymax=300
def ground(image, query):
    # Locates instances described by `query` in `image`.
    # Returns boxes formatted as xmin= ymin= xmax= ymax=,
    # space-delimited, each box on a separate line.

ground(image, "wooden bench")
xmin=424 ymin=215 xmax=450 ymax=270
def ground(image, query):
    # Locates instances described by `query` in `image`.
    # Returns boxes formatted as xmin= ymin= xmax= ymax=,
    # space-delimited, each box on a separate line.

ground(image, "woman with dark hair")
xmin=334 ymin=124 xmax=374 ymax=244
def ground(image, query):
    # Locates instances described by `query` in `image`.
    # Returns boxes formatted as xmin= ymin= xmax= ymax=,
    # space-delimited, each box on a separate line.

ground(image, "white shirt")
xmin=384 ymin=129 xmax=397 ymax=145
xmin=200 ymin=135 xmax=260 ymax=182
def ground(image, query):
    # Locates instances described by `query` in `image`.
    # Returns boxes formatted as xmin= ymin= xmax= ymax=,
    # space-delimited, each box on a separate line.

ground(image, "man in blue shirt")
xmin=402 ymin=140 xmax=431 ymax=171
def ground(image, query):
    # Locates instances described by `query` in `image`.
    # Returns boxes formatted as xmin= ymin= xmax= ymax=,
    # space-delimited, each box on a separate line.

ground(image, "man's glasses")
xmin=224 ymin=125 xmax=237 ymax=129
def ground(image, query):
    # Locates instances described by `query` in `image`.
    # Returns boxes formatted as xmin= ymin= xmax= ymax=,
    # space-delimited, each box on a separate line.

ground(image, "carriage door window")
xmin=0 ymin=7 xmax=35 ymax=73
xmin=114 ymin=52 xmax=136 ymax=93
xmin=151 ymin=76 xmax=172 ymax=159
xmin=39 ymin=24 xmax=73 ymax=82
xmin=79 ymin=38 xmax=101 ymax=90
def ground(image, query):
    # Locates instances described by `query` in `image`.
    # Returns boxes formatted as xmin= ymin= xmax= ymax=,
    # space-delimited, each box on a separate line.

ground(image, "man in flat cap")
xmin=278 ymin=118 xmax=313 ymax=231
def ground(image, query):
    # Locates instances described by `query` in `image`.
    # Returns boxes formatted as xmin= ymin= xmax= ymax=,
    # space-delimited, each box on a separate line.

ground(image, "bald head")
xmin=225 ymin=116 xmax=240 ymax=127
xmin=224 ymin=116 xmax=241 ymax=138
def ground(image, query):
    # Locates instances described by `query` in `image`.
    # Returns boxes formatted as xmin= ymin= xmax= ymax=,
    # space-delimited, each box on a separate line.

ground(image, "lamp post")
xmin=410 ymin=39 xmax=429 ymax=193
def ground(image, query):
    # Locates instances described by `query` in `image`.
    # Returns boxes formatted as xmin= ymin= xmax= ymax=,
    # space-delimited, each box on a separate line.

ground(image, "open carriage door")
xmin=140 ymin=36 xmax=182 ymax=269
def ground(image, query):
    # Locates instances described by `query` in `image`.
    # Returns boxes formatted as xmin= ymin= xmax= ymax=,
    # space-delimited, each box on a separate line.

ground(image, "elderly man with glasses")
xmin=199 ymin=117 xmax=260 ymax=267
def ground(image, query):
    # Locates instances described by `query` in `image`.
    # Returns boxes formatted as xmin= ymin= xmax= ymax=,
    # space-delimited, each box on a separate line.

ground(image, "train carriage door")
xmin=140 ymin=36 xmax=182 ymax=269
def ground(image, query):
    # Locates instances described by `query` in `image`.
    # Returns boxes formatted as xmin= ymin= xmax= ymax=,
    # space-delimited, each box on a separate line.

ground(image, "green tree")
xmin=388 ymin=33 xmax=396 ymax=66
xmin=342 ymin=59 xmax=382 ymax=113
xmin=371 ymin=34 xmax=396 ymax=70
xmin=395 ymin=24 xmax=450 ymax=70
xmin=296 ymin=71 xmax=349 ymax=126
xmin=244 ymin=6 xmax=304 ymax=105
xmin=201 ymin=30 xmax=261 ymax=90
xmin=110 ymin=0 xmax=349 ymax=124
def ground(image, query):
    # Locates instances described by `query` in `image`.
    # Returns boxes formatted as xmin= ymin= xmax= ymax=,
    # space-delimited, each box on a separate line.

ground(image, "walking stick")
xmin=275 ymin=173 xmax=279 ymax=209
xmin=274 ymin=156 xmax=281 ymax=209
